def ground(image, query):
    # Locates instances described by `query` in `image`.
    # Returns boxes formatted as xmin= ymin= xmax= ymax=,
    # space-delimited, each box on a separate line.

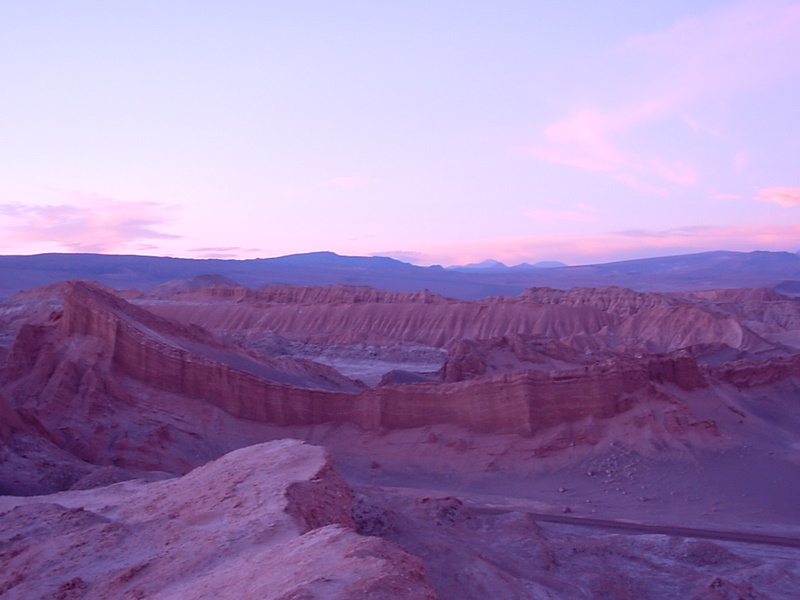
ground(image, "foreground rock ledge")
xmin=0 ymin=439 xmax=438 ymax=600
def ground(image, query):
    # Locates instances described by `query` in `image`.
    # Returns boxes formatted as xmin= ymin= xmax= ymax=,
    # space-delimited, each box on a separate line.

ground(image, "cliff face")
xmin=136 ymin=283 xmax=793 ymax=358
xmin=34 ymin=281 xmax=365 ymax=420
xmin=612 ymin=305 xmax=771 ymax=353
xmin=708 ymin=353 xmax=800 ymax=388
xmin=1 ymin=281 xmax=711 ymax=447
xmin=364 ymin=351 xmax=704 ymax=435
xmin=62 ymin=281 xmax=364 ymax=392
xmin=517 ymin=286 xmax=678 ymax=317
xmin=170 ymin=283 xmax=450 ymax=305
xmin=0 ymin=282 xmax=370 ymax=473
xmin=138 ymin=294 xmax=618 ymax=347
xmin=0 ymin=386 xmax=98 ymax=497
xmin=2 ymin=277 xmax=797 ymax=486
xmin=439 ymin=334 xmax=605 ymax=382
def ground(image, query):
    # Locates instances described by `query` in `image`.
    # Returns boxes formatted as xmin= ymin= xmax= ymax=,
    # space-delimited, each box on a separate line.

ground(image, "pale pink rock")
xmin=0 ymin=440 xmax=438 ymax=600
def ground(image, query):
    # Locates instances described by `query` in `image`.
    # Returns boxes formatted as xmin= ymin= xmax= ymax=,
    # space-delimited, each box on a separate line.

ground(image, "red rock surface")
xmin=362 ymin=351 xmax=706 ymax=435
xmin=138 ymin=284 xmax=615 ymax=346
xmin=2 ymin=278 xmax=800 ymax=598
xmin=137 ymin=283 xmax=794 ymax=358
xmin=1 ymin=281 xmax=719 ymax=447
xmin=0 ymin=440 xmax=439 ymax=599
xmin=708 ymin=353 xmax=800 ymax=388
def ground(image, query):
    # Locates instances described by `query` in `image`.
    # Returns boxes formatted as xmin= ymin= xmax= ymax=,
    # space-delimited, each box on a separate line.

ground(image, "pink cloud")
xmin=418 ymin=221 xmax=800 ymax=267
xmin=189 ymin=246 xmax=241 ymax=252
xmin=613 ymin=225 xmax=715 ymax=239
xmin=625 ymin=0 xmax=800 ymax=94
xmin=526 ymin=0 xmax=800 ymax=193
xmin=756 ymin=186 xmax=800 ymax=207
xmin=0 ymin=194 xmax=178 ymax=253
xmin=647 ymin=158 xmax=697 ymax=187
xmin=524 ymin=98 xmax=695 ymax=194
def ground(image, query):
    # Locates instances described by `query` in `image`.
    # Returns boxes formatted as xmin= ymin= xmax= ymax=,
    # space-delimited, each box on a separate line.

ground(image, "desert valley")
xmin=2 ymin=250 xmax=800 ymax=599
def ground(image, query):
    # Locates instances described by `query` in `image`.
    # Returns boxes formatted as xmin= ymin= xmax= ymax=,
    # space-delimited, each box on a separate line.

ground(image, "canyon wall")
xmin=137 ymin=283 xmax=789 ymax=356
xmin=3 ymin=282 xmax=708 ymax=438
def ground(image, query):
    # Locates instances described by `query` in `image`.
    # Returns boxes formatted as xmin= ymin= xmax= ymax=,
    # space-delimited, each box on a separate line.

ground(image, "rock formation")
xmin=2 ymin=274 xmax=800 ymax=599
xmin=0 ymin=440 xmax=439 ymax=599
xmin=1 ymin=281 xmax=720 ymax=451
xmin=137 ymin=282 xmax=794 ymax=358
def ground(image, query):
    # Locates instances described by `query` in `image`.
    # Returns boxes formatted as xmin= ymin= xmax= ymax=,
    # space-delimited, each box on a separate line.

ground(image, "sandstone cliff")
xmin=517 ymin=285 xmax=678 ymax=317
xmin=136 ymin=283 xmax=795 ymax=358
xmin=708 ymin=353 xmax=800 ymax=388
xmin=1 ymin=281 xmax=715 ymax=448
xmin=2 ymin=279 xmax=797 ymax=486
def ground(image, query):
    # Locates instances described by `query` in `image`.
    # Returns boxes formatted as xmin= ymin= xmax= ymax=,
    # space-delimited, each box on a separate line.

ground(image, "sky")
xmin=1 ymin=1 xmax=799 ymax=267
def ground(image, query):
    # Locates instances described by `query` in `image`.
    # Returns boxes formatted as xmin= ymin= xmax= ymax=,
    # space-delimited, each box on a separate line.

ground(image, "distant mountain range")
xmin=1 ymin=250 xmax=800 ymax=299
xmin=447 ymin=259 xmax=568 ymax=271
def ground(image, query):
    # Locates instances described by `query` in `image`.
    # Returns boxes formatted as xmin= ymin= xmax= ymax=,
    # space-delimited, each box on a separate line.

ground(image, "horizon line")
xmin=1 ymin=247 xmax=799 ymax=270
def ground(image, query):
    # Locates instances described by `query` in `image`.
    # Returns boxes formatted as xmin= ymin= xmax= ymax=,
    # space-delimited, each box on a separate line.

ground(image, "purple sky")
xmin=1 ymin=1 xmax=799 ymax=266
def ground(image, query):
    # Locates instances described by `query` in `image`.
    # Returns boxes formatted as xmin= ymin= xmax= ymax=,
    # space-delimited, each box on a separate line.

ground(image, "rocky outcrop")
xmin=0 ymin=282 xmax=372 ymax=472
xmin=1 ymin=281 xmax=716 ymax=444
xmin=59 ymin=280 xmax=364 ymax=393
xmin=708 ymin=353 xmax=800 ymax=388
xmin=440 ymin=334 xmax=707 ymax=390
xmin=365 ymin=352 xmax=705 ymax=435
xmin=139 ymin=292 xmax=615 ymax=347
xmin=440 ymin=335 xmax=598 ymax=382
xmin=136 ymin=283 xmax=798 ymax=359
xmin=683 ymin=287 xmax=788 ymax=303
xmin=612 ymin=305 xmax=774 ymax=354
xmin=378 ymin=370 xmax=436 ymax=386
xmin=145 ymin=273 xmax=241 ymax=296
xmin=0 ymin=440 xmax=439 ymax=599
xmin=517 ymin=286 xmax=677 ymax=317
xmin=170 ymin=283 xmax=448 ymax=304
xmin=643 ymin=350 xmax=707 ymax=390
xmin=0 ymin=392 xmax=97 ymax=496
xmin=4 ymin=276 xmax=800 ymax=599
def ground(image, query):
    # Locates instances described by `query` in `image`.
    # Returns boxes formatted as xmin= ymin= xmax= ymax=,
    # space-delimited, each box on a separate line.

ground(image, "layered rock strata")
xmin=2 ymin=282 xmax=709 ymax=438
xmin=137 ymin=283 xmax=795 ymax=358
